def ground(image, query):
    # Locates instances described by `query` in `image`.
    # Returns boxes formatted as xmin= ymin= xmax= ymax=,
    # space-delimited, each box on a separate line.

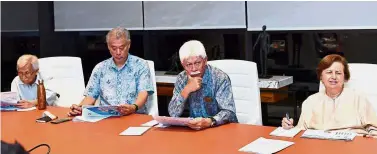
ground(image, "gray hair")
xmin=106 ymin=27 xmax=131 ymax=43
xmin=16 ymin=54 xmax=39 ymax=71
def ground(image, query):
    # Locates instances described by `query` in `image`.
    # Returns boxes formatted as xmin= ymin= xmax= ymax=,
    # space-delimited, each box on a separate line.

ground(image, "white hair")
xmin=179 ymin=40 xmax=207 ymax=62
xmin=106 ymin=26 xmax=131 ymax=43
xmin=17 ymin=54 xmax=39 ymax=71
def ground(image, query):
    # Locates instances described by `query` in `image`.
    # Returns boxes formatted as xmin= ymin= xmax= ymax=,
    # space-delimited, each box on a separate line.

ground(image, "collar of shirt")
xmin=110 ymin=54 xmax=131 ymax=71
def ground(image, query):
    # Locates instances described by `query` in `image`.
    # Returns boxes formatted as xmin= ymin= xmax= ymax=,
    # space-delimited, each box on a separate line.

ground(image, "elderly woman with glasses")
xmin=11 ymin=54 xmax=58 ymax=108
xmin=282 ymin=54 xmax=377 ymax=137
xmin=168 ymin=40 xmax=238 ymax=130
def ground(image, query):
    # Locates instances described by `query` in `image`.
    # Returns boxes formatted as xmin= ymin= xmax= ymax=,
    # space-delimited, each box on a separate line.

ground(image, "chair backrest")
xmin=38 ymin=56 xmax=85 ymax=107
xmin=207 ymin=60 xmax=262 ymax=125
xmin=145 ymin=60 xmax=159 ymax=116
xmin=319 ymin=63 xmax=377 ymax=115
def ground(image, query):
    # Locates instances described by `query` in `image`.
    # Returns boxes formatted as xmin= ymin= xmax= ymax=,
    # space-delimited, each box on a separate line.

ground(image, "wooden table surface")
xmin=2 ymin=107 xmax=376 ymax=154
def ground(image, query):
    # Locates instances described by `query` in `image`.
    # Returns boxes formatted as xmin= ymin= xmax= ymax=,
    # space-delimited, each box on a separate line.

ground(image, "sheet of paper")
xmin=155 ymin=123 xmax=169 ymax=128
xmin=153 ymin=116 xmax=192 ymax=126
xmin=141 ymin=120 xmax=159 ymax=127
xmin=72 ymin=115 xmax=110 ymax=123
xmin=239 ymin=137 xmax=294 ymax=154
xmin=119 ymin=127 xmax=151 ymax=136
xmin=17 ymin=107 xmax=36 ymax=112
xmin=1 ymin=106 xmax=36 ymax=112
xmin=270 ymin=127 xmax=301 ymax=138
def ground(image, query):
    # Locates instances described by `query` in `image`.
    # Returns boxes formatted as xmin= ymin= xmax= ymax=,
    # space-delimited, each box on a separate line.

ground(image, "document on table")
xmin=72 ymin=115 xmax=111 ymax=123
xmin=141 ymin=120 xmax=169 ymax=128
xmin=1 ymin=92 xmax=19 ymax=105
xmin=270 ymin=127 xmax=301 ymax=138
xmin=141 ymin=120 xmax=159 ymax=127
xmin=153 ymin=116 xmax=192 ymax=126
xmin=239 ymin=137 xmax=294 ymax=154
xmin=1 ymin=106 xmax=36 ymax=112
xmin=119 ymin=127 xmax=152 ymax=136
xmin=301 ymin=129 xmax=357 ymax=141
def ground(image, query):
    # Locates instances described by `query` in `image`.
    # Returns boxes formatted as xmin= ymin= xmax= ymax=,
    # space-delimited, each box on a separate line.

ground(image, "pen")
xmin=285 ymin=113 xmax=292 ymax=126
xmin=285 ymin=112 xmax=290 ymax=120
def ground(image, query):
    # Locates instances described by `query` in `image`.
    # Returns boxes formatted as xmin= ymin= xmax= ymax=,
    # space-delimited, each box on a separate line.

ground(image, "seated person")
xmin=68 ymin=27 xmax=154 ymax=116
xmin=168 ymin=40 xmax=238 ymax=130
xmin=282 ymin=54 xmax=377 ymax=136
xmin=11 ymin=54 xmax=58 ymax=108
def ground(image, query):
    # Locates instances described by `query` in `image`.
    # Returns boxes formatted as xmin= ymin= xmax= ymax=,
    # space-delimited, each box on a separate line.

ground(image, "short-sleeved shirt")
xmin=84 ymin=54 xmax=154 ymax=114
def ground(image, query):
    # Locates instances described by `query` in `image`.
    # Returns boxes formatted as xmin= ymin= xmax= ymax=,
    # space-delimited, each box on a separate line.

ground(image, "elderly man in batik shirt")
xmin=168 ymin=40 xmax=238 ymax=130
xmin=68 ymin=27 xmax=154 ymax=116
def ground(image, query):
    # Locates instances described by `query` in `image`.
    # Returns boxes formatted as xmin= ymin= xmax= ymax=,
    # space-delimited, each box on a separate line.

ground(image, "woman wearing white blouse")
xmin=282 ymin=54 xmax=377 ymax=137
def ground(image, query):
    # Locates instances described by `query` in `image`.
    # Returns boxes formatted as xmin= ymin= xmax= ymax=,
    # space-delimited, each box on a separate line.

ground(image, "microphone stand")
xmin=253 ymin=25 xmax=272 ymax=78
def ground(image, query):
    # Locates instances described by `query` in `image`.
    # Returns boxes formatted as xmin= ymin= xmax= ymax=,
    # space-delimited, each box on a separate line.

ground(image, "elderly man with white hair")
xmin=11 ymin=54 xmax=58 ymax=108
xmin=168 ymin=40 xmax=238 ymax=130
xmin=68 ymin=27 xmax=154 ymax=117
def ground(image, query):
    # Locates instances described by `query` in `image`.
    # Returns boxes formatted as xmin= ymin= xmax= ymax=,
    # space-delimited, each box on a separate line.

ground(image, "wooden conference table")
xmin=2 ymin=107 xmax=376 ymax=154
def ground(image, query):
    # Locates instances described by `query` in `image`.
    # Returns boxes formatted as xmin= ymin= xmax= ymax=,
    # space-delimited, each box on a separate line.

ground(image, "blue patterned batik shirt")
xmin=84 ymin=54 xmax=154 ymax=114
xmin=168 ymin=65 xmax=238 ymax=126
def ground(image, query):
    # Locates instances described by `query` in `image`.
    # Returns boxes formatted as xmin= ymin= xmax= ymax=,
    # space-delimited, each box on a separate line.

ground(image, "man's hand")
xmin=187 ymin=117 xmax=212 ymax=130
xmin=15 ymin=100 xmax=36 ymax=109
xmin=67 ymin=104 xmax=82 ymax=117
xmin=185 ymin=76 xmax=202 ymax=93
xmin=117 ymin=104 xmax=136 ymax=116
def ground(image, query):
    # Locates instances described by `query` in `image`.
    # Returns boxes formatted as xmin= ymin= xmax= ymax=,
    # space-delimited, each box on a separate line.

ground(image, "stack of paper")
xmin=301 ymin=129 xmax=357 ymax=141
xmin=239 ymin=137 xmax=294 ymax=154
xmin=270 ymin=127 xmax=301 ymax=138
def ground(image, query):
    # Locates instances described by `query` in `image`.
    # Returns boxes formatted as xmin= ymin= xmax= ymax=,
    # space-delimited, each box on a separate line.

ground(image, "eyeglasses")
xmin=18 ymin=71 xmax=34 ymax=78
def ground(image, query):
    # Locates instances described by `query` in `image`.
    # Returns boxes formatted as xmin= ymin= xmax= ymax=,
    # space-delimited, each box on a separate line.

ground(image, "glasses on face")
xmin=18 ymin=71 xmax=34 ymax=78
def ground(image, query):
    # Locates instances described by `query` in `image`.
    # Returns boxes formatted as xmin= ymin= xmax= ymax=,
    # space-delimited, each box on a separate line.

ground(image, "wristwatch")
xmin=209 ymin=117 xmax=217 ymax=127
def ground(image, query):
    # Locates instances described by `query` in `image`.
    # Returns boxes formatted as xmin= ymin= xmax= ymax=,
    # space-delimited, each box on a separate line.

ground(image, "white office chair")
xmin=38 ymin=56 xmax=85 ymax=107
xmin=208 ymin=60 xmax=263 ymax=125
xmin=145 ymin=60 xmax=159 ymax=116
xmin=319 ymin=63 xmax=377 ymax=115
